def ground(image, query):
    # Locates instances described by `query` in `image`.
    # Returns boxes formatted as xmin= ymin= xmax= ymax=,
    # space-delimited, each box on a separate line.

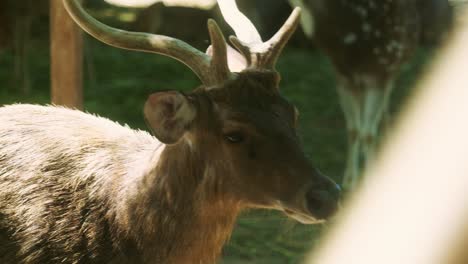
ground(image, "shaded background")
xmin=0 ymin=0 xmax=456 ymax=263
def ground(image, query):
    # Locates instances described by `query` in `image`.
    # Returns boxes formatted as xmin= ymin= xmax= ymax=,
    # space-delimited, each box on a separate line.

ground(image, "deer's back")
xmin=0 ymin=104 xmax=158 ymax=263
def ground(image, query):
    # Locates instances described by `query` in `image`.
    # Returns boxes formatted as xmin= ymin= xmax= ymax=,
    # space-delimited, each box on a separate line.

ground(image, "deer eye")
xmin=224 ymin=131 xmax=245 ymax=143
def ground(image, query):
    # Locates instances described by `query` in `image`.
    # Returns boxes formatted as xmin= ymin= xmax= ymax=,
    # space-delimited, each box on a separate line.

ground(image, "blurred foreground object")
xmin=306 ymin=8 xmax=468 ymax=264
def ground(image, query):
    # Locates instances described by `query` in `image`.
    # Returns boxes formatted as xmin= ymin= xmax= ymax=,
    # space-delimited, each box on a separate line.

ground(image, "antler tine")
xmin=62 ymin=0 xmax=232 ymax=87
xmin=218 ymin=0 xmax=301 ymax=70
xmin=207 ymin=19 xmax=232 ymax=85
xmin=262 ymin=7 xmax=301 ymax=68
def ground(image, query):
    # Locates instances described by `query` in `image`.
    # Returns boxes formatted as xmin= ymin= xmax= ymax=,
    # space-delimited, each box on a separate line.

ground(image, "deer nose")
xmin=305 ymin=184 xmax=341 ymax=220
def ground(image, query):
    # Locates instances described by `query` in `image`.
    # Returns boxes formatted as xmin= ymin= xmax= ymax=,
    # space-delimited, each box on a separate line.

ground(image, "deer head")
xmin=62 ymin=0 xmax=340 ymax=223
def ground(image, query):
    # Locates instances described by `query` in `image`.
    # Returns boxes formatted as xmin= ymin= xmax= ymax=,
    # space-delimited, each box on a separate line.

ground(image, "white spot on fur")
xmin=374 ymin=30 xmax=382 ymax=38
xmin=355 ymin=6 xmax=368 ymax=17
xmin=362 ymin=23 xmax=372 ymax=33
xmin=344 ymin=33 xmax=357 ymax=44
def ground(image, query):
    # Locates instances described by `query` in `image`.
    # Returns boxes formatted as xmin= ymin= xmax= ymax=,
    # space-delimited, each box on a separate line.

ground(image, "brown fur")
xmin=0 ymin=71 xmax=339 ymax=263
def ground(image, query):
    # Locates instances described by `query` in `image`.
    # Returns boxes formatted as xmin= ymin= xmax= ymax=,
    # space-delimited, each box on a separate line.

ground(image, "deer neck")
xmin=123 ymin=140 xmax=241 ymax=264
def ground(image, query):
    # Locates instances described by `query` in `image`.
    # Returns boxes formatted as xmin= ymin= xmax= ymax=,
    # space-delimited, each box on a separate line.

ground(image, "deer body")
xmin=305 ymin=0 xmax=419 ymax=189
xmin=0 ymin=104 xmax=236 ymax=263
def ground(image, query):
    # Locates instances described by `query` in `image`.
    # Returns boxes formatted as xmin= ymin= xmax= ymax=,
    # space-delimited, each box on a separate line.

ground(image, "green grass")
xmin=0 ymin=35 xmax=433 ymax=263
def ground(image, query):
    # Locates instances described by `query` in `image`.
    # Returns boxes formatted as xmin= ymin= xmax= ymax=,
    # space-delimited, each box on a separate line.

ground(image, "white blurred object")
xmin=103 ymin=0 xmax=216 ymax=9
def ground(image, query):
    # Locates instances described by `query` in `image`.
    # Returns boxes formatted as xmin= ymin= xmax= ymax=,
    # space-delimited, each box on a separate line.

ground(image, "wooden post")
xmin=50 ymin=0 xmax=83 ymax=109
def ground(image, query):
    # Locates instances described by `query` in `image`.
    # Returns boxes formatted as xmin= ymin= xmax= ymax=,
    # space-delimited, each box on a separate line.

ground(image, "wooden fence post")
xmin=50 ymin=0 xmax=83 ymax=109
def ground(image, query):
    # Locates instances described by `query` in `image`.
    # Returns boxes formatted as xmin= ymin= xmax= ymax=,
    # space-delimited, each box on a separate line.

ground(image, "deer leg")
xmin=361 ymin=84 xmax=394 ymax=170
xmin=337 ymin=85 xmax=362 ymax=190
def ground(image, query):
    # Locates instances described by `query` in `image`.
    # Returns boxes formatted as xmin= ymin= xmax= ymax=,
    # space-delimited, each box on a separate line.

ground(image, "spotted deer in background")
xmin=289 ymin=0 xmax=454 ymax=189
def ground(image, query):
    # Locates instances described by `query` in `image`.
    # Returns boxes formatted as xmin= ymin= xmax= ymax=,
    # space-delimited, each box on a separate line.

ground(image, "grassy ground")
xmin=0 ymin=33 xmax=432 ymax=262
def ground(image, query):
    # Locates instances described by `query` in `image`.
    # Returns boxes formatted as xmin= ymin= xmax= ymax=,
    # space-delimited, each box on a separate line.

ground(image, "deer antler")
xmin=217 ymin=0 xmax=301 ymax=70
xmin=62 ymin=0 xmax=233 ymax=86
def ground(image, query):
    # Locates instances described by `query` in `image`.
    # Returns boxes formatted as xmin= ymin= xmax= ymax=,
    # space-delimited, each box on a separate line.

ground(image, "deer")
xmin=0 ymin=0 xmax=340 ymax=263
xmin=288 ymin=0 xmax=454 ymax=190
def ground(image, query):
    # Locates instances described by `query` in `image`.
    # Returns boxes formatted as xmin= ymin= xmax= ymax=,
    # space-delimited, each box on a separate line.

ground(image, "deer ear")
xmin=144 ymin=91 xmax=196 ymax=144
xmin=206 ymin=44 xmax=247 ymax=72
